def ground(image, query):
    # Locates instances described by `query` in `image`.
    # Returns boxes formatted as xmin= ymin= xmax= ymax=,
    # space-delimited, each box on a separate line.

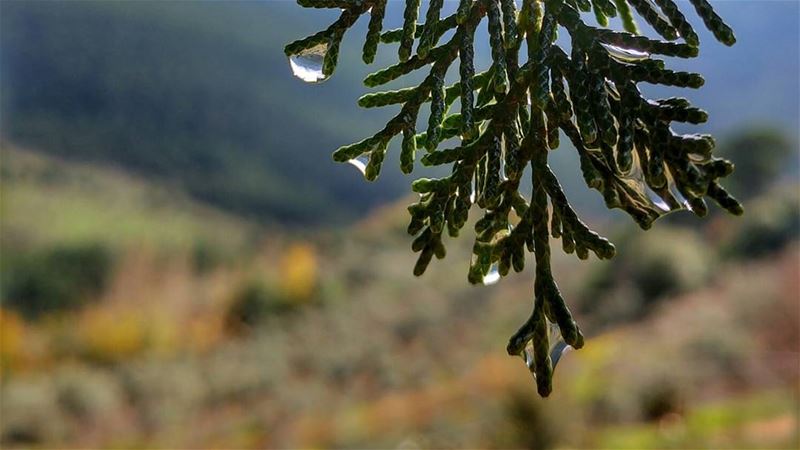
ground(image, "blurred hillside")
xmin=0 ymin=0 xmax=408 ymax=224
xmin=1 ymin=1 xmax=798 ymax=448
xmin=2 ymin=0 xmax=798 ymax=224
xmin=1 ymin=141 xmax=798 ymax=448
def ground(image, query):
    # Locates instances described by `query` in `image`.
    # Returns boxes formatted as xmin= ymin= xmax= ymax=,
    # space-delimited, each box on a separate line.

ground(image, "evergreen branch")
xmin=285 ymin=0 xmax=742 ymax=396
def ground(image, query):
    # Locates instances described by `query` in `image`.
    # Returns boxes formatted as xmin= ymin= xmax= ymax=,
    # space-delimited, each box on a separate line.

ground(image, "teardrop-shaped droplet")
xmin=667 ymin=177 xmax=692 ymax=210
xmin=346 ymin=155 xmax=369 ymax=176
xmin=547 ymin=321 xmax=573 ymax=370
xmin=523 ymin=343 xmax=535 ymax=370
xmin=482 ymin=263 xmax=501 ymax=285
xmin=499 ymin=155 xmax=509 ymax=182
xmin=288 ymin=43 xmax=330 ymax=83
xmin=644 ymin=0 xmax=672 ymax=23
xmin=600 ymin=43 xmax=650 ymax=62
xmin=520 ymin=324 xmax=573 ymax=373
xmin=647 ymin=188 xmax=672 ymax=212
xmin=549 ymin=339 xmax=572 ymax=369
xmin=548 ymin=320 xmax=561 ymax=341
xmin=617 ymin=149 xmax=685 ymax=218
xmin=469 ymin=177 xmax=477 ymax=204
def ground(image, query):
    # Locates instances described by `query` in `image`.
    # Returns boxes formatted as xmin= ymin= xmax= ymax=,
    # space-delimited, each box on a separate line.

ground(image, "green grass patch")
xmin=593 ymin=388 xmax=798 ymax=449
xmin=0 ymin=146 xmax=257 ymax=253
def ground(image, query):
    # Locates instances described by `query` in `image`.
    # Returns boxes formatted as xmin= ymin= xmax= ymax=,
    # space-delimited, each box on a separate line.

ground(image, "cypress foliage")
xmin=285 ymin=0 xmax=740 ymax=396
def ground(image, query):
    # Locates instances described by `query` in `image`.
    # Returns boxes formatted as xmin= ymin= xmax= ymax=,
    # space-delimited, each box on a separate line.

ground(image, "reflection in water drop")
xmin=548 ymin=321 xmax=572 ymax=370
xmin=688 ymin=153 xmax=710 ymax=163
xmin=550 ymin=340 xmax=572 ymax=369
xmin=288 ymin=43 xmax=330 ymax=83
xmin=500 ymin=154 xmax=509 ymax=181
xmin=347 ymin=156 xmax=369 ymax=176
xmin=522 ymin=326 xmax=572 ymax=371
xmin=520 ymin=322 xmax=573 ymax=374
xmin=524 ymin=343 xmax=535 ymax=369
xmin=469 ymin=177 xmax=477 ymax=204
xmin=668 ymin=177 xmax=692 ymax=210
xmin=482 ymin=264 xmax=500 ymax=285
xmin=600 ymin=42 xmax=650 ymax=62
xmin=644 ymin=0 xmax=672 ymax=24
xmin=647 ymin=188 xmax=672 ymax=212
xmin=618 ymin=149 xmax=687 ymax=217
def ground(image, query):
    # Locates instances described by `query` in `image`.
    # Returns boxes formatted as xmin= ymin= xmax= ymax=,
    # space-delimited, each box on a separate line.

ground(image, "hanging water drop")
xmin=549 ymin=339 xmax=572 ymax=369
xmin=469 ymin=176 xmax=477 ymax=204
xmin=600 ymin=43 xmax=650 ymax=62
xmin=482 ymin=263 xmax=501 ymax=285
xmin=523 ymin=343 xmax=535 ymax=370
xmin=618 ymin=149 xmax=683 ymax=216
xmin=547 ymin=321 xmax=573 ymax=370
xmin=688 ymin=153 xmax=710 ymax=163
xmin=346 ymin=155 xmax=369 ymax=176
xmin=668 ymin=177 xmax=692 ymax=210
xmin=288 ymin=43 xmax=330 ymax=83
xmin=646 ymin=188 xmax=672 ymax=212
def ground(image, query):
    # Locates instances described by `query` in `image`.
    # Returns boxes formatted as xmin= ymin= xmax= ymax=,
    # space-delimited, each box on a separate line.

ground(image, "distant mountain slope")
xmin=0 ymin=0 xmax=408 ymax=224
xmin=0 ymin=145 xmax=256 ymax=253
xmin=643 ymin=1 xmax=799 ymax=133
xmin=1 ymin=1 xmax=797 ymax=224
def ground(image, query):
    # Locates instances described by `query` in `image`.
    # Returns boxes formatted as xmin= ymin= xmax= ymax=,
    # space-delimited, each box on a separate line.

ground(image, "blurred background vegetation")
xmin=0 ymin=1 xmax=798 ymax=448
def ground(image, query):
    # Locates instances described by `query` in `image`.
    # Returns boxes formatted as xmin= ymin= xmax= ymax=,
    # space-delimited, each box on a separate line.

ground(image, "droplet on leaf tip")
xmin=482 ymin=263 xmax=501 ymax=285
xmin=646 ymin=189 xmax=672 ymax=212
xmin=600 ymin=42 xmax=650 ymax=62
xmin=346 ymin=156 xmax=369 ymax=176
xmin=524 ymin=344 xmax=535 ymax=369
xmin=550 ymin=340 xmax=572 ymax=370
xmin=288 ymin=43 xmax=330 ymax=83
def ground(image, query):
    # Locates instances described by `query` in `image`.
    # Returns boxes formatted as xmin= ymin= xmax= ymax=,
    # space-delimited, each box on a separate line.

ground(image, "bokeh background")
xmin=1 ymin=1 xmax=798 ymax=448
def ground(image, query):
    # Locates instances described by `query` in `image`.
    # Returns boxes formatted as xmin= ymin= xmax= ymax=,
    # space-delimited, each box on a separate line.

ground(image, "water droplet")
xmin=550 ymin=339 xmax=572 ymax=369
xmin=617 ymin=150 xmax=686 ymax=217
xmin=288 ymin=43 xmax=330 ymax=83
xmin=469 ymin=177 xmax=477 ymax=203
xmin=523 ymin=343 xmax=535 ymax=369
xmin=667 ymin=177 xmax=692 ymax=210
xmin=519 ymin=321 xmax=574 ymax=375
xmin=548 ymin=321 xmax=560 ymax=339
xmin=644 ymin=0 xmax=672 ymax=23
xmin=499 ymin=152 xmax=509 ymax=181
xmin=547 ymin=321 xmax=572 ymax=369
xmin=482 ymin=264 xmax=500 ymax=285
xmin=600 ymin=43 xmax=650 ymax=62
xmin=647 ymin=188 xmax=672 ymax=212
xmin=347 ymin=156 xmax=369 ymax=176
